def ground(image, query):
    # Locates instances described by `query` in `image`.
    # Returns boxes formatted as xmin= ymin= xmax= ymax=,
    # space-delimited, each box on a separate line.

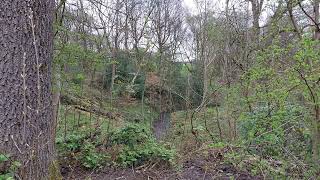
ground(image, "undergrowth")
xmin=111 ymin=123 xmax=175 ymax=167
xmin=0 ymin=154 xmax=20 ymax=180
xmin=56 ymin=102 xmax=173 ymax=170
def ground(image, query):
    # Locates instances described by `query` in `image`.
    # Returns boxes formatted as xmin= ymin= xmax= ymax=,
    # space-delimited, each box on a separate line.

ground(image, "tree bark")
xmin=0 ymin=1 xmax=59 ymax=179
xmin=249 ymin=0 xmax=263 ymax=45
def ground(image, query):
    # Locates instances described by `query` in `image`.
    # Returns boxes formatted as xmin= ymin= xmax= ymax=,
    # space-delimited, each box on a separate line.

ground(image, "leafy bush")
xmin=56 ymin=133 xmax=109 ymax=169
xmin=111 ymin=124 xmax=150 ymax=147
xmin=224 ymin=150 xmax=288 ymax=179
xmin=56 ymin=133 xmax=87 ymax=153
xmin=239 ymin=105 xmax=310 ymax=158
xmin=78 ymin=141 xmax=108 ymax=169
xmin=224 ymin=146 xmax=318 ymax=179
xmin=111 ymin=124 xmax=175 ymax=167
xmin=208 ymin=142 xmax=227 ymax=148
xmin=0 ymin=154 xmax=20 ymax=180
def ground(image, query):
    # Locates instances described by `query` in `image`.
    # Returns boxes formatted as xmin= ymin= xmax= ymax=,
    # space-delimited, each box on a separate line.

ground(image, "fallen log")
xmin=61 ymin=94 xmax=115 ymax=119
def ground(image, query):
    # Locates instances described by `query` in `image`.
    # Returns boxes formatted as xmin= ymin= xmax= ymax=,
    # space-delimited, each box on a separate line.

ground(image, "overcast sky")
xmin=182 ymin=0 xmax=275 ymax=26
xmin=183 ymin=0 xmax=225 ymax=14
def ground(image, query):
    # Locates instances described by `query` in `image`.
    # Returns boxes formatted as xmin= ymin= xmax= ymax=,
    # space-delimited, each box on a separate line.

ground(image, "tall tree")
xmin=0 ymin=0 xmax=58 ymax=179
xmin=248 ymin=0 xmax=264 ymax=44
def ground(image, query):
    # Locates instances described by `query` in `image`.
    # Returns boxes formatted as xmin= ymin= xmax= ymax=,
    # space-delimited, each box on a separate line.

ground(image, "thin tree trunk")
xmin=64 ymin=106 xmax=68 ymax=142
xmin=312 ymin=0 xmax=320 ymax=162
xmin=204 ymin=108 xmax=215 ymax=141
xmin=312 ymin=105 xmax=320 ymax=163
xmin=249 ymin=0 xmax=262 ymax=45
xmin=216 ymin=106 xmax=223 ymax=141
xmin=73 ymin=106 xmax=77 ymax=129
xmin=53 ymin=75 xmax=61 ymax=121
xmin=314 ymin=0 xmax=320 ymax=40
xmin=53 ymin=65 xmax=62 ymax=141
xmin=110 ymin=63 xmax=116 ymax=106
xmin=141 ymin=80 xmax=146 ymax=122
xmin=77 ymin=82 xmax=84 ymax=128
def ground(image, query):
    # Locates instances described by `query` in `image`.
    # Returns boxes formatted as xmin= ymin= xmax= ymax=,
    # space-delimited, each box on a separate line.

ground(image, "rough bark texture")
xmin=0 ymin=0 xmax=56 ymax=179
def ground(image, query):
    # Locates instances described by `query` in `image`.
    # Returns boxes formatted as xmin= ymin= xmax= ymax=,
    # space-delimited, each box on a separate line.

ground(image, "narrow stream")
xmin=153 ymin=112 xmax=171 ymax=140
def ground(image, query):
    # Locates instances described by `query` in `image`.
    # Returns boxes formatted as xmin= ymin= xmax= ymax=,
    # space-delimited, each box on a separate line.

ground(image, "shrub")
xmin=111 ymin=124 xmax=175 ymax=167
xmin=0 ymin=154 xmax=20 ymax=180
xmin=56 ymin=133 xmax=109 ymax=169
xmin=56 ymin=133 xmax=86 ymax=153
xmin=224 ymin=150 xmax=287 ymax=178
xmin=78 ymin=141 xmax=108 ymax=169
xmin=239 ymin=105 xmax=311 ymax=158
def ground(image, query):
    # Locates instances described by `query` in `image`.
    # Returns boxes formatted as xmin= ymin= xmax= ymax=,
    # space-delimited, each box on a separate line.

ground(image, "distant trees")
xmin=53 ymin=0 xmax=319 ymax=168
xmin=0 ymin=0 xmax=58 ymax=179
xmin=182 ymin=0 xmax=319 ymax=164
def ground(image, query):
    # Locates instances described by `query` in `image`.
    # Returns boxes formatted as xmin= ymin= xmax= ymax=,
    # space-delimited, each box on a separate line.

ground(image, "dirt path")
xmin=63 ymin=161 xmax=258 ymax=180
xmin=153 ymin=112 xmax=171 ymax=140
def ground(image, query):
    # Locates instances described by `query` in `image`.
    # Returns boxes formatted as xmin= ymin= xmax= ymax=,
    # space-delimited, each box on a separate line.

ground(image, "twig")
xmin=149 ymin=160 xmax=160 ymax=170
xmin=202 ymin=169 xmax=207 ymax=180
xmin=11 ymin=135 xmax=22 ymax=154
xmin=21 ymin=50 xmax=27 ymax=142
xmin=298 ymin=2 xmax=320 ymax=30
xmin=28 ymin=7 xmax=42 ymax=114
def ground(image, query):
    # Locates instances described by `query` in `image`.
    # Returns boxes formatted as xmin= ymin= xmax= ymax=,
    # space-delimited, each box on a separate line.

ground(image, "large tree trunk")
xmin=0 ymin=1 xmax=59 ymax=179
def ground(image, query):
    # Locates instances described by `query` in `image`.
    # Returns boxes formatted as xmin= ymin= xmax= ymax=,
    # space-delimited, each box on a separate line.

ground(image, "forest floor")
xmin=62 ymin=146 xmax=260 ymax=180
xmin=57 ymin=86 xmax=262 ymax=180
xmin=59 ymin=108 xmax=261 ymax=180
